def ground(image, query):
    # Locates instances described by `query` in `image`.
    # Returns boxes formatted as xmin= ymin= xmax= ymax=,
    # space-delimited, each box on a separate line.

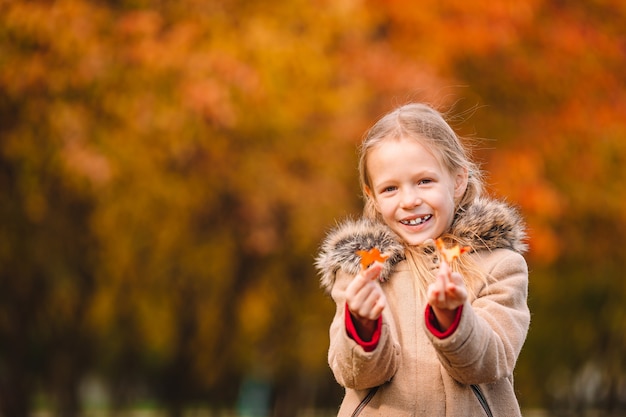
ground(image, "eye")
xmin=418 ymin=178 xmax=433 ymax=185
xmin=380 ymin=185 xmax=397 ymax=193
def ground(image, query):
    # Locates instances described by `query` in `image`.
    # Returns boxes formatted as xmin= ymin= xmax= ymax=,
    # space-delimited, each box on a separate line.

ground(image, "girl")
xmin=316 ymin=103 xmax=529 ymax=416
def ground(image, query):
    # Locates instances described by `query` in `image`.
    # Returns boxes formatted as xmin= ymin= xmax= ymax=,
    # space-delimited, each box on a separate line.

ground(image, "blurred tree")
xmin=1 ymin=0 xmax=625 ymax=416
xmin=449 ymin=2 xmax=626 ymax=412
xmin=2 ymin=0 xmax=375 ymax=415
xmin=0 ymin=2 xmax=102 ymax=416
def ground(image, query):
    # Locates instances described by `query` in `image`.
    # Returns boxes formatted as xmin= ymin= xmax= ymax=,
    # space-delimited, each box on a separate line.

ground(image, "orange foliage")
xmin=356 ymin=247 xmax=390 ymax=270
xmin=2 ymin=0 xmax=626 ymax=413
xmin=435 ymin=238 xmax=471 ymax=264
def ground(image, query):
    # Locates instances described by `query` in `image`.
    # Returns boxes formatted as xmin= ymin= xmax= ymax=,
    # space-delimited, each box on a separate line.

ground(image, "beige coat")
xmin=316 ymin=198 xmax=530 ymax=417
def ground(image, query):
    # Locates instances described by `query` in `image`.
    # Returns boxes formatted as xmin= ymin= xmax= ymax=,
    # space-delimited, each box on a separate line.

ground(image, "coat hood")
xmin=315 ymin=197 xmax=527 ymax=292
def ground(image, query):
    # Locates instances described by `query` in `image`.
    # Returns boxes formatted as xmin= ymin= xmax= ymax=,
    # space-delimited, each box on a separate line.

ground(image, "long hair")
xmin=358 ymin=103 xmax=488 ymax=299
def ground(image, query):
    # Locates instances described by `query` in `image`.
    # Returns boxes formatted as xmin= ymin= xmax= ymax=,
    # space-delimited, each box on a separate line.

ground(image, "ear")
xmin=453 ymin=167 xmax=469 ymax=200
xmin=364 ymin=185 xmax=380 ymax=212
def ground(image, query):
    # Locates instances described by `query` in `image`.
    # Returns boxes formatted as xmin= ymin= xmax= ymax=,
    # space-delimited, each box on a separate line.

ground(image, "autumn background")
xmin=1 ymin=0 xmax=625 ymax=416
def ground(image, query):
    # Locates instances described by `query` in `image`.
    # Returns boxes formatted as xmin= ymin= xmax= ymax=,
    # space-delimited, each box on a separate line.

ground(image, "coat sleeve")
xmin=424 ymin=249 xmax=530 ymax=385
xmin=327 ymin=269 xmax=401 ymax=390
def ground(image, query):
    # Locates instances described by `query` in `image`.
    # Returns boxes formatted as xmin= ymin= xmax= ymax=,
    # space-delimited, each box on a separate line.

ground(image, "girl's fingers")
xmin=437 ymin=261 xmax=450 ymax=303
xmin=427 ymin=285 xmax=438 ymax=305
xmin=348 ymin=262 xmax=383 ymax=296
xmin=438 ymin=275 xmax=447 ymax=302
xmin=428 ymin=268 xmax=468 ymax=310
xmin=346 ymin=262 xmax=384 ymax=308
xmin=370 ymin=299 xmax=385 ymax=319
xmin=449 ymin=271 xmax=464 ymax=286
xmin=363 ymin=262 xmax=383 ymax=281
xmin=347 ymin=272 xmax=386 ymax=320
xmin=362 ymin=291 xmax=385 ymax=320
xmin=448 ymin=273 xmax=468 ymax=303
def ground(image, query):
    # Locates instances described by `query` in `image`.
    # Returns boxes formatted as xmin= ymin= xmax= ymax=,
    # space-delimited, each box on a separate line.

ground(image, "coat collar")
xmin=315 ymin=197 xmax=527 ymax=292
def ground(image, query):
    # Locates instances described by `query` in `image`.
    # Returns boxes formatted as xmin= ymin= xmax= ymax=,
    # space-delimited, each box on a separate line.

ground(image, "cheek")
xmin=442 ymin=193 xmax=458 ymax=224
xmin=376 ymin=200 xmax=396 ymax=220
xmin=431 ymin=187 xmax=457 ymax=221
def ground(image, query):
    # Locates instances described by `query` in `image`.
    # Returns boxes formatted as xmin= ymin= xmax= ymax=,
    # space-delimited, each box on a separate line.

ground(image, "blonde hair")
xmin=358 ymin=103 xmax=487 ymax=299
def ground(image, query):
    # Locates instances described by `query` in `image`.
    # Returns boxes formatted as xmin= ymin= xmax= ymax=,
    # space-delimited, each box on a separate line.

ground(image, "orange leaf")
xmin=356 ymin=247 xmax=389 ymax=270
xmin=435 ymin=238 xmax=470 ymax=264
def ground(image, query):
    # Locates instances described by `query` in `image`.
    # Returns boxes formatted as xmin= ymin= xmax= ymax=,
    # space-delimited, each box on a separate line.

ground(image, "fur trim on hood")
xmin=315 ymin=197 xmax=527 ymax=292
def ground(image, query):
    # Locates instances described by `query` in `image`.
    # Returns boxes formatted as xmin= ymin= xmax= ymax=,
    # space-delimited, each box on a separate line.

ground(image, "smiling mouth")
xmin=400 ymin=214 xmax=432 ymax=226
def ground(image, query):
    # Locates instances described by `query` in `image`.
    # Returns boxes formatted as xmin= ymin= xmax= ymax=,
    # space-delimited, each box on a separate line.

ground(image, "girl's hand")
xmin=345 ymin=262 xmax=387 ymax=340
xmin=427 ymin=260 xmax=468 ymax=330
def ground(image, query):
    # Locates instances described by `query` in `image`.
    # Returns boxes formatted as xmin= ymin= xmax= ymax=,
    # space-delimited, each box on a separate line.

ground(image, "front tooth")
xmin=406 ymin=215 xmax=431 ymax=225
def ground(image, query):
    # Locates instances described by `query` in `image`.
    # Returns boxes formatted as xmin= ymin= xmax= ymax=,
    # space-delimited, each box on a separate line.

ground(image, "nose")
xmin=399 ymin=188 xmax=421 ymax=209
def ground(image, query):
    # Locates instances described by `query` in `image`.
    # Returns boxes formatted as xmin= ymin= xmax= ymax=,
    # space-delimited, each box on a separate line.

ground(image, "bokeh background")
xmin=1 ymin=0 xmax=625 ymax=416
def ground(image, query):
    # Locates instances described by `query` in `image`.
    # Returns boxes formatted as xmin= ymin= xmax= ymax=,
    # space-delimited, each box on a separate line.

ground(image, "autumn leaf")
xmin=435 ymin=238 xmax=470 ymax=264
xmin=356 ymin=247 xmax=389 ymax=270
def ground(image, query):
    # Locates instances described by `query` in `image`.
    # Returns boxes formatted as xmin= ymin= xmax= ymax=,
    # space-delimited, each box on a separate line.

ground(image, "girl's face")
xmin=365 ymin=136 xmax=468 ymax=246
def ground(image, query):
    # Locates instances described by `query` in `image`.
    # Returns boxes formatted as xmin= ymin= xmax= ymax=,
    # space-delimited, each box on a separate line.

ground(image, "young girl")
xmin=316 ymin=103 xmax=529 ymax=417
